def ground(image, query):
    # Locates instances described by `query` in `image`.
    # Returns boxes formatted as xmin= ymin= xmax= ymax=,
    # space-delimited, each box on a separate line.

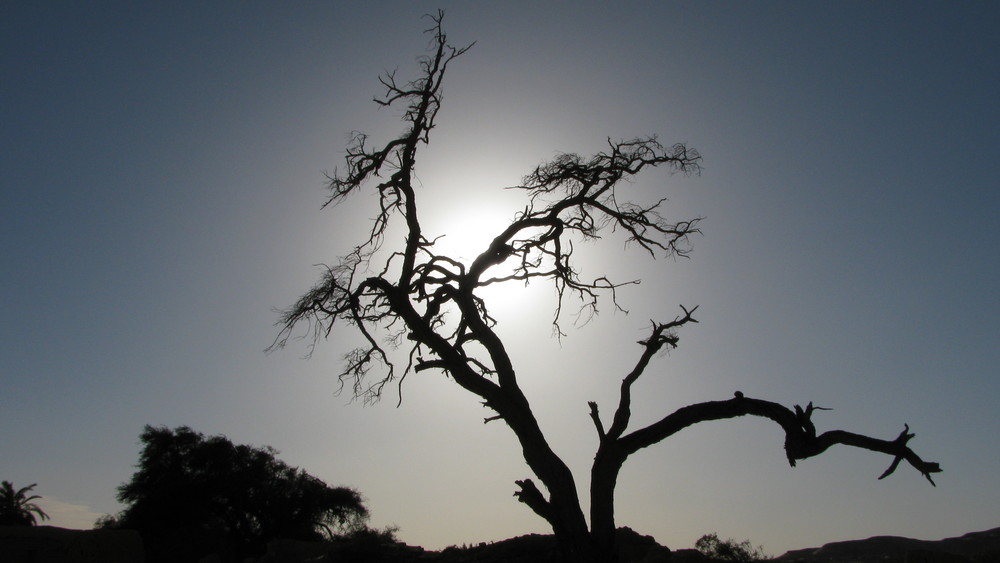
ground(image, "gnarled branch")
xmin=605 ymin=305 xmax=699 ymax=440
xmin=618 ymin=395 xmax=940 ymax=484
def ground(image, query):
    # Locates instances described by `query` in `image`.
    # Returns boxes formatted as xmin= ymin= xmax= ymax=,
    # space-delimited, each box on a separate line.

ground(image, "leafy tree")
xmin=111 ymin=425 xmax=368 ymax=560
xmin=696 ymin=533 xmax=768 ymax=562
xmin=0 ymin=480 xmax=49 ymax=526
xmin=270 ymin=12 xmax=941 ymax=563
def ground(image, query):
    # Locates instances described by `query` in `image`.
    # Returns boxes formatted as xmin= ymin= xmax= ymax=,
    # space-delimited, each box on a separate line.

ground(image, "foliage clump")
xmin=696 ymin=532 xmax=768 ymax=562
xmin=104 ymin=425 xmax=370 ymax=562
xmin=0 ymin=481 xmax=49 ymax=526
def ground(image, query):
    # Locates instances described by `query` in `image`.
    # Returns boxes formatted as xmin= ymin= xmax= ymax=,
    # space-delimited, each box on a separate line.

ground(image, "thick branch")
xmin=513 ymin=478 xmax=553 ymax=525
xmin=618 ymin=395 xmax=941 ymax=484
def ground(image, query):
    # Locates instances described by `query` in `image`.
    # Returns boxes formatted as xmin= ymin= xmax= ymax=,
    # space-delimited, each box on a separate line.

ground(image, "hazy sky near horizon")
xmin=2 ymin=1 xmax=998 ymax=555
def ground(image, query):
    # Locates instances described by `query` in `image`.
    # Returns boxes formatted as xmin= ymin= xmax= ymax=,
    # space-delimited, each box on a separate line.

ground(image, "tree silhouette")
xmin=271 ymin=12 xmax=941 ymax=563
xmin=696 ymin=533 xmax=767 ymax=562
xmin=110 ymin=426 xmax=368 ymax=561
xmin=0 ymin=481 xmax=49 ymax=526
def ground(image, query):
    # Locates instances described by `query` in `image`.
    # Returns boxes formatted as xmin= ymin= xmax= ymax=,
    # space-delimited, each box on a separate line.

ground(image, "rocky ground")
xmin=256 ymin=526 xmax=1000 ymax=563
xmin=3 ymin=525 xmax=999 ymax=562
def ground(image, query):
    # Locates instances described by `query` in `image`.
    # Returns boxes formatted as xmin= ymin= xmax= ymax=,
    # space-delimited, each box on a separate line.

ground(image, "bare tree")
xmin=270 ymin=12 xmax=940 ymax=563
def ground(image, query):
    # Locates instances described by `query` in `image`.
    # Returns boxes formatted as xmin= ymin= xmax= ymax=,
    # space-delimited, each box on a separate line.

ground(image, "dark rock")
xmin=257 ymin=538 xmax=336 ymax=563
xmin=616 ymin=527 xmax=672 ymax=563
xmin=669 ymin=548 xmax=713 ymax=563
xmin=246 ymin=527 xmax=669 ymax=563
xmin=0 ymin=525 xmax=145 ymax=563
xmin=902 ymin=549 xmax=972 ymax=562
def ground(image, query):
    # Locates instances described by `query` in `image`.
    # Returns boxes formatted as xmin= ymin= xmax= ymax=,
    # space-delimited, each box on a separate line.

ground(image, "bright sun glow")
xmin=428 ymin=209 xmax=507 ymax=264
xmin=423 ymin=199 xmax=548 ymax=326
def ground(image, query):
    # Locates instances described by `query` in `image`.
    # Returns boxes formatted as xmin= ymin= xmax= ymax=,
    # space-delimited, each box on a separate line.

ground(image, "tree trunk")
xmin=590 ymin=444 xmax=626 ymax=563
xmin=501 ymin=399 xmax=598 ymax=562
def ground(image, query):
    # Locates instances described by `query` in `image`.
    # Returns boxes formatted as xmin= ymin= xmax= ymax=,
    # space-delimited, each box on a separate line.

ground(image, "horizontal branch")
xmin=618 ymin=395 xmax=941 ymax=485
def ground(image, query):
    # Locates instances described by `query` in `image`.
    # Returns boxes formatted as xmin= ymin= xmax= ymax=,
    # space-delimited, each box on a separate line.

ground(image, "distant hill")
xmin=273 ymin=526 xmax=1000 ymax=563
xmin=421 ymin=527 xmax=1000 ymax=563
xmin=4 ymin=524 xmax=998 ymax=562
xmin=773 ymin=527 xmax=1000 ymax=563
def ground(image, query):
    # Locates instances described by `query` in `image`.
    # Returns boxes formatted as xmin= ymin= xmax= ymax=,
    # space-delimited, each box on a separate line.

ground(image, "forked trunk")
xmin=589 ymin=445 xmax=627 ymax=563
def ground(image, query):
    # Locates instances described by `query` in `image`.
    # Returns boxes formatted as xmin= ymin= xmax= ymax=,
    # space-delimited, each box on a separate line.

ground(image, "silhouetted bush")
xmin=696 ymin=532 xmax=768 ymax=562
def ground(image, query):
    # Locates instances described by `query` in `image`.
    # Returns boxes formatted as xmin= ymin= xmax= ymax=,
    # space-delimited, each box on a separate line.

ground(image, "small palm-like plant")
xmin=0 ymin=481 xmax=50 ymax=526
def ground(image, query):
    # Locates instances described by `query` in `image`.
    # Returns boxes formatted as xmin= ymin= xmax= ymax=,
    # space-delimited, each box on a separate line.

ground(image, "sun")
xmin=421 ymin=195 xmax=548 ymax=325
xmin=432 ymin=214 xmax=510 ymax=264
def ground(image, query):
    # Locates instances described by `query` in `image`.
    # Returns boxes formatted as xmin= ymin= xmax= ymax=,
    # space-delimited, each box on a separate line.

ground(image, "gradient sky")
xmin=2 ymin=1 xmax=998 ymax=556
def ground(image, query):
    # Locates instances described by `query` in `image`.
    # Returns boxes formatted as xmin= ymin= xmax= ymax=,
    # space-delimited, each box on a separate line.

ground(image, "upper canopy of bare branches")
xmin=269 ymin=13 xmax=702 ymax=405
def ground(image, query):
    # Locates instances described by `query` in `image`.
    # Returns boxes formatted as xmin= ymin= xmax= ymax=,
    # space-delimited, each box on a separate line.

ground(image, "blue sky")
xmin=2 ymin=1 xmax=998 ymax=555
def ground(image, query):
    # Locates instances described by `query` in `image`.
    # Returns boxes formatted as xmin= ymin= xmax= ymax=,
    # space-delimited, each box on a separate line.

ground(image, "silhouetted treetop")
xmin=111 ymin=425 xmax=367 ymax=548
xmin=696 ymin=532 xmax=768 ymax=562
xmin=0 ymin=481 xmax=49 ymax=526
